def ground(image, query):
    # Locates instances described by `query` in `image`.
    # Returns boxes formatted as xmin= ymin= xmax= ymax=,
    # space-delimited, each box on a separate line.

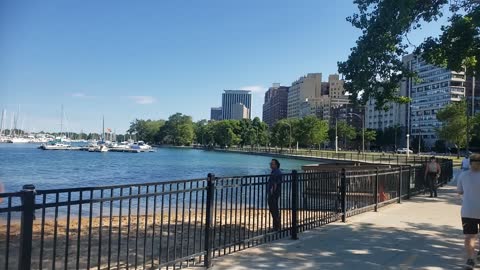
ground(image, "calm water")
xmin=0 ymin=144 xmax=312 ymax=192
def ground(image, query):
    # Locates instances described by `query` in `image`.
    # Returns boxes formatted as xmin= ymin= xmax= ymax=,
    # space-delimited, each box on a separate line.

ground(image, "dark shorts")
xmin=462 ymin=217 xmax=480 ymax=234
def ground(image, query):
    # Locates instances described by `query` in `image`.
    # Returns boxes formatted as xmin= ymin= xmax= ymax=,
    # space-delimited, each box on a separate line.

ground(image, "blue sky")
xmin=0 ymin=1 xmax=450 ymax=133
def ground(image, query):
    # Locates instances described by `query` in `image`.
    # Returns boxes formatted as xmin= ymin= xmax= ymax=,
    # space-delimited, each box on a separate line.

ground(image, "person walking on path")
xmin=462 ymin=154 xmax=471 ymax=171
xmin=424 ymin=156 xmax=441 ymax=198
xmin=267 ymin=159 xmax=282 ymax=231
xmin=457 ymin=153 xmax=480 ymax=269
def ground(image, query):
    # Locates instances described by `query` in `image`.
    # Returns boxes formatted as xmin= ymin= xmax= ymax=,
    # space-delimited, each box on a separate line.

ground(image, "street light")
xmin=418 ymin=128 xmax=422 ymax=157
xmin=335 ymin=118 xmax=338 ymax=153
xmin=348 ymin=112 xmax=365 ymax=153
xmin=408 ymin=105 xmax=420 ymax=157
xmin=406 ymin=134 xmax=410 ymax=157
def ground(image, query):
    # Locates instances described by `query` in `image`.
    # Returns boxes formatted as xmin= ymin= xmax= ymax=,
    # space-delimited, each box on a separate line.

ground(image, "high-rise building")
xmin=466 ymin=76 xmax=480 ymax=116
xmin=299 ymin=96 xmax=330 ymax=119
xmin=366 ymin=81 xmax=407 ymax=131
xmin=328 ymin=74 xmax=348 ymax=101
xmin=403 ymin=54 xmax=466 ymax=147
xmin=330 ymin=104 xmax=364 ymax=130
xmin=222 ymin=90 xmax=252 ymax=120
xmin=231 ymin=103 xmax=250 ymax=120
xmin=262 ymin=83 xmax=289 ymax=127
xmin=287 ymin=73 xmax=322 ymax=118
xmin=210 ymin=107 xmax=222 ymax=121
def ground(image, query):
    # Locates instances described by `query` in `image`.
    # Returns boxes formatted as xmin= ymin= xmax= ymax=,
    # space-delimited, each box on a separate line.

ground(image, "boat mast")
xmin=0 ymin=109 xmax=5 ymax=136
xmin=102 ymin=115 xmax=105 ymax=142
xmin=11 ymin=112 xmax=16 ymax=137
xmin=60 ymin=104 xmax=63 ymax=138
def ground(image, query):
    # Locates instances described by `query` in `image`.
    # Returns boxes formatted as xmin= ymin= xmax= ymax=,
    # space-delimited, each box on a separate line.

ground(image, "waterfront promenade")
xmin=188 ymin=176 xmax=464 ymax=270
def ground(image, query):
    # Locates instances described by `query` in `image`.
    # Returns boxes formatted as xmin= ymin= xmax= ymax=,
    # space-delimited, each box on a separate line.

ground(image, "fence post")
xmin=204 ymin=174 xmax=215 ymax=268
xmin=291 ymin=170 xmax=299 ymax=240
xmin=396 ymin=156 xmax=399 ymax=165
xmin=398 ymin=167 xmax=403 ymax=203
xmin=340 ymin=168 xmax=347 ymax=223
xmin=374 ymin=167 xmax=379 ymax=212
xmin=407 ymin=166 xmax=412 ymax=199
xmin=18 ymin=184 xmax=36 ymax=270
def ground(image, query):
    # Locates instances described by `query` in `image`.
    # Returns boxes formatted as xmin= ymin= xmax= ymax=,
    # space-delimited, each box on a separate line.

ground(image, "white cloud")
xmin=71 ymin=92 xmax=95 ymax=98
xmin=239 ymin=85 xmax=266 ymax=93
xmin=128 ymin=96 xmax=157 ymax=105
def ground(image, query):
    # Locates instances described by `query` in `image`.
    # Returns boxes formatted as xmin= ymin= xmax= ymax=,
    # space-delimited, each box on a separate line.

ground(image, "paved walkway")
xmin=188 ymin=177 xmax=466 ymax=270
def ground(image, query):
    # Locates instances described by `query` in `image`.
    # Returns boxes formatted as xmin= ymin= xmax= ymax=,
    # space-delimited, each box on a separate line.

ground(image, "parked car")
xmin=396 ymin=148 xmax=413 ymax=154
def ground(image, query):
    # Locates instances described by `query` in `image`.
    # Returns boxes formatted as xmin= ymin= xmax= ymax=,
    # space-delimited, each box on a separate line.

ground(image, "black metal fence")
xmin=207 ymin=145 xmax=448 ymax=166
xmin=0 ymin=159 xmax=453 ymax=270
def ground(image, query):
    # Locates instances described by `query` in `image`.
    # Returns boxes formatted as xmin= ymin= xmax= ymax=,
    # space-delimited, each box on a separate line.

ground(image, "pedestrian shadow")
xmin=201 ymin=220 xmax=464 ymax=270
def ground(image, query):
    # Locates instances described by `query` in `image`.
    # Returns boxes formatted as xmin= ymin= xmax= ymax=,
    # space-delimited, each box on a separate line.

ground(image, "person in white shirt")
xmin=457 ymin=153 xmax=480 ymax=269
xmin=462 ymin=154 xmax=471 ymax=171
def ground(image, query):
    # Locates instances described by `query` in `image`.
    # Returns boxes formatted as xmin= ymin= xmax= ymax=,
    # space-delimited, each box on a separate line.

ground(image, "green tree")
xmin=329 ymin=120 xmax=357 ymax=149
xmin=238 ymin=119 xmax=255 ymax=147
xmin=158 ymin=113 xmax=194 ymax=145
xmin=271 ymin=118 xmax=301 ymax=149
xmin=297 ymin=116 xmax=329 ymax=148
xmin=436 ymin=100 xmax=468 ymax=155
xmin=271 ymin=119 xmax=290 ymax=149
xmin=364 ymin=129 xmax=377 ymax=144
xmin=128 ymin=119 xmax=164 ymax=143
xmin=213 ymin=120 xmax=241 ymax=147
xmin=194 ymin=120 xmax=209 ymax=145
xmin=252 ymin=117 xmax=270 ymax=147
xmin=338 ymin=0 xmax=477 ymax=107
xmin=374 ymin=125 xmax=402 ymax=150
xmin=116 ymin=134 xmax=126 ymax=142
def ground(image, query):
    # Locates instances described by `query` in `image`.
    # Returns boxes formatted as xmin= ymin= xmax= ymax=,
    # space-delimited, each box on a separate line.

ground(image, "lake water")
xmin=0 ymin=144 xmax=313 ymax=192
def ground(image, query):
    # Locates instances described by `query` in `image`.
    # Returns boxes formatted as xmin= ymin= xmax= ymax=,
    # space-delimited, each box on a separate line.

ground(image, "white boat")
xmin=131 ymin=141 xmax=153 ymax=151
xmin=6 ymin=137 xmax=31 ymax=143
xmin=40 ymin=142 xmax=73 ymax=150
xmin=94 ymin=145 xmax=109 ymax=152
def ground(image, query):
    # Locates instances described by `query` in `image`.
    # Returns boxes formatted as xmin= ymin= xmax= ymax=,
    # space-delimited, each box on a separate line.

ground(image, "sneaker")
xmin=465 ymin=259 xmax=475 ymax=269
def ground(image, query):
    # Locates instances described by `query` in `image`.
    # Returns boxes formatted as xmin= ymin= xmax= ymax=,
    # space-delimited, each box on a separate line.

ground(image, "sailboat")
xmin=92 ymin=116 xmax=109 ymax=152
xmin=5 ymin=108 xmax=31 ymax=143
xmin=39 ymin=105 xmax=74 ymax=150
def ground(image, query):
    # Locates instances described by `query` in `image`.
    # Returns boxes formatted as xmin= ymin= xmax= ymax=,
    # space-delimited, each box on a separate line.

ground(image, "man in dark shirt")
xmin=268 ymin=159 xmax=282 ymax=231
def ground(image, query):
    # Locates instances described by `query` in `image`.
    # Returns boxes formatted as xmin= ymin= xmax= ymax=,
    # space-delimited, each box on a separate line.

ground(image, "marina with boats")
xmin=38 ymin=139 xmax=155 ymax=153
xmin=1 ymin=107 xmax=155 ymax=153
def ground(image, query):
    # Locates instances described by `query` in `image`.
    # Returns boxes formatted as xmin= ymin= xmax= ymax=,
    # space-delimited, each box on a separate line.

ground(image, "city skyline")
xmin=0 ymin=1 xmax=450 ymax=133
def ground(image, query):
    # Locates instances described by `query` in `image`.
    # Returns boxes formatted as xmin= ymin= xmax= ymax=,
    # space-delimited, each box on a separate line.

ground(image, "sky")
xmin=0 ymin=1 xmax=451 ymax=133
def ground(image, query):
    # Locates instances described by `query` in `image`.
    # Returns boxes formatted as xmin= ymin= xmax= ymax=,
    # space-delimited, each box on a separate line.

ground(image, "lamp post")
xmin=335 ymin=118 xmax=338 ymax=153
xmin=408 ymin=105 xmax=420 ymax=157
xmin=348 ymin=113 xmax=365 ymax=153
xmin=406 ymin=134 xmax=410 ymax=157
xmin=418 ymin=129 xmax=422 ymax=156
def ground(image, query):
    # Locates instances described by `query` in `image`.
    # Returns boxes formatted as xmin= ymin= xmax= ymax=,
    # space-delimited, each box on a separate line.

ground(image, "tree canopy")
xmin=338 ymin=0 xmax=478 ymax=108
xmin=436 ymin=100 xmax=468 ymax=149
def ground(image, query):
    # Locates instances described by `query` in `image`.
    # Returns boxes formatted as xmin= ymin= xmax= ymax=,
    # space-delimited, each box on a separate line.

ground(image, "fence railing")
xmin=0 ymin=159 xmax=453 ymax=270
xmin=202 ymin=145 xmax=439 ymax=166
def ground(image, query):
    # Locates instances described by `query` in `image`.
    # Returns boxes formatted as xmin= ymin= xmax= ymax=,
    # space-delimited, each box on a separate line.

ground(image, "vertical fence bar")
xmin=204 ymin=174 xmax=215 ymax=268
xmin=407 ymin=166 xmax=412 ymax=199
xmin=398 ymin=167 xmax=403 ymax=203
xmin=291 ymin=170 xmax=298 ymax=240
xmin=340 ymin=169 xmax=346 ymax=223
xmin=18 ymin=184 xmax=36 ymax=270
xmin=374 ymin=168 xmax=379 ymax=212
